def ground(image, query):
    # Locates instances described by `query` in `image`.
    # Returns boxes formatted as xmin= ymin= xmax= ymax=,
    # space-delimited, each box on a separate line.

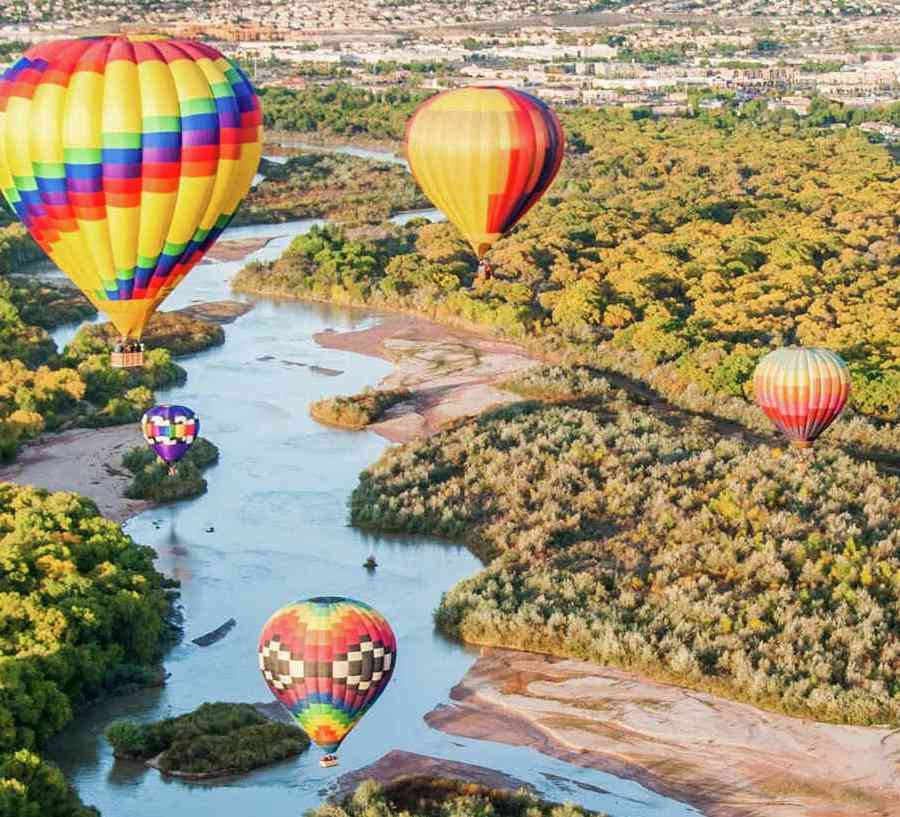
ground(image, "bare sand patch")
xmin=0 ymin=425 xmax=149 ymax=523
xmin=204 ymin=237 xmax=273 ymax=263
xmin=426 ymin=649 xmax=900 ymax=817
xmin=314 ymin=315 xmax=536 ymax=442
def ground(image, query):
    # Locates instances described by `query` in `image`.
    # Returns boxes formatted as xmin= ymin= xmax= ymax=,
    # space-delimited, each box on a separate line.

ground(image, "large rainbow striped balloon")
xmin=0 ymin=36 xmax=262 ymax=339
xmin=258 ymin=597 xmax=397 ymax=758
xmin=405 ymin=86 xmax=564 ymax=260
xmin=753 ymin=347 xmax=851 ymax=448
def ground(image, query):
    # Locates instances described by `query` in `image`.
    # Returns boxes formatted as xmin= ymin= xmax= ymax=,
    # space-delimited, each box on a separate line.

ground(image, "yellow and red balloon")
xmin=753 ymin=347 xmax=851 ymax=448
xmin=0 ymin=36 xmax=262 ymax=339
xmin=405 ymin=86 xmax=564 ymax=260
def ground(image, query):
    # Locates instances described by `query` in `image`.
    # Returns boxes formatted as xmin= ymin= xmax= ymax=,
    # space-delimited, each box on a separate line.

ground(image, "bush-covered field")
xmin=313 ymin=778 xmax=595 ymax=817
xmin=311 ymin=388 xmax=412 ymax=430
xmin=351 ymin=367 xmax=900 ymax=725
xmin=234 ymin=109 xmax=900 ymax=439
xmin=234 ymin=152 xmax=427 ymax=227
xmin=0 ymin=484 xmax=175 ymax=815
xmin=106 ymin=702 xmax=308 ymax=777
xmin=122 ymin=438 xmax=220 ymax=502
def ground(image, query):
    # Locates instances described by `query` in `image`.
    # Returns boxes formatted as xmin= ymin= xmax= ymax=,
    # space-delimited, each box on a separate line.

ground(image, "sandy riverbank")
xmin=426 ymin=649 xmax=900 ymax=817
xmin=314 ymin=314 xmax=536 ymax=442
xmin=203 ymin=237 xmax=274 ymax=263
xmin=0 ymin=425 xmax=149 ymax=523
xmin=333 ymin=750 xmax=531 ymax=800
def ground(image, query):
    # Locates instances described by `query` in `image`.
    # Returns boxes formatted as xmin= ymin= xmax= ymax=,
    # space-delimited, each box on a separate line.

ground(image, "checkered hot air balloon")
xmin=405 ymin=86 xmax=564 ymax=267
xmin=141 ymin=404 xmax=199 ymax=474
xmin=753 ymin=347 xmax=851 ymax=448
xmin=258 ymin=597 xmax=397 ymax=766
xmin=0 ymin=36 xmax=262 ymax=355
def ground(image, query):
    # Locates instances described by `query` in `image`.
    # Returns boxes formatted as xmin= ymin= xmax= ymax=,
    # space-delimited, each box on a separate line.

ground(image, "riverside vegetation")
xmin=310 ymin=388 xmax=412 ymax=430
xmin=0 ymin=274 xmax=185 ymax=462
xmin=73 ymin=312 xmax=225 ymax=359
xmin=235 ymin=152 xmax=427 ymax=227
xmin=122 ymin=438 xmax=220 ymax=502
xmin=314 ymin=779 xmax=596 ymax=817
xmin=106 ymin=703 xmax=308 ymax=778
xmin=261 ymin=85 xmax=429 ymax=144
xmin=0 ymin=484 xmax=175 ymax=815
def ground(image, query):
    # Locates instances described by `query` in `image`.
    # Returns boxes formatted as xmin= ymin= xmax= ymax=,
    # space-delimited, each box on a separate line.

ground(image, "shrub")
xmin=310 ymin=388 xmax=412 ymax=429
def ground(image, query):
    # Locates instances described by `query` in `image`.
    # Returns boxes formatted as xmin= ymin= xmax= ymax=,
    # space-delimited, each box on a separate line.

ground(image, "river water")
xmin=40 ymin=207 xmax=701 ymax=816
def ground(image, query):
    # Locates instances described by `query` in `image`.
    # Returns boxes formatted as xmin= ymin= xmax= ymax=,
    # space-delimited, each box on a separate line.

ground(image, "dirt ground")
xmin=426 ymin=649 xmax=900 ymax=817
xmin=314 ymin=314 xmax=536 ymax=442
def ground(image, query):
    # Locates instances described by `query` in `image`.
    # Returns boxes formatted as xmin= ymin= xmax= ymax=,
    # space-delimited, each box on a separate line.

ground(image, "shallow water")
xmin=40 ymin=209 xmax=701 ymax=817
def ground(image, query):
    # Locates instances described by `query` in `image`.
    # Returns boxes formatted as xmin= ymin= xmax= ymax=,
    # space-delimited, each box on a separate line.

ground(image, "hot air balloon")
xmin=753 ymin=347 xmax=851 ymax=448
xmin=0 ymin=36 xmax=262 ymax=367
xmin=405 ymin=86 xmax=564 ymax=278
xmin=141 ymin=404 xmax=199 ymax=476
xmin=258 ymin=596 xmax=397 ymax=768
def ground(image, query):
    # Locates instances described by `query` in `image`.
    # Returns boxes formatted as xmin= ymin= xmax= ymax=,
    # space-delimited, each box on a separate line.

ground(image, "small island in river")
xmin=121 ymin=437 xmax=220 ymax=502
xmin=106 ymin=703 xmax=309 ymax=780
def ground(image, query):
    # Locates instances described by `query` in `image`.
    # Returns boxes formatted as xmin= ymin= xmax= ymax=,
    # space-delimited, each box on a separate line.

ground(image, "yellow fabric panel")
xmin=100 ymin=299 xmax=161 ymax=338
xmin=4 ymin=96 xmax=34 ymax=180
xmin=406 ymin=89 xmax=514 ymax=258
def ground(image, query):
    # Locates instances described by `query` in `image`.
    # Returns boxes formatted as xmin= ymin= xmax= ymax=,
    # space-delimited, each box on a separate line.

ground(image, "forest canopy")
xmin=235 ymin=108 xmax=900 ymax=435
xmin=0 ymin=485 xmax=174 ymax=815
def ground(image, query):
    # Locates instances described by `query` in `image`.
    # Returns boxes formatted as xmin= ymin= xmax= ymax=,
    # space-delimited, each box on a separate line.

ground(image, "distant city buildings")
xmin=1 ymin=0 xmax=899 ymax=115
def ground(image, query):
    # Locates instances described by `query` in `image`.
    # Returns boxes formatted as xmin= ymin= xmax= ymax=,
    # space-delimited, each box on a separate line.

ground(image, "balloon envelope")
xmin=0 ymin=36 xmax=262 ymax=339
xmin=405 ymin=86 xmax=564 ymax=259
xmin=141 ymin=404 xmax=199 ymax=465
xmin=258 ymin=596 xmax=397 ymax=754
xmin=753 ymin=347 xmax=850 ymax=447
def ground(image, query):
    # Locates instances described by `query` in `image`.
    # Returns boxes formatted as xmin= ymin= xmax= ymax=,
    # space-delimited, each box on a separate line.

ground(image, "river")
xmin=39 ymin=216 xmax=701 ymax=816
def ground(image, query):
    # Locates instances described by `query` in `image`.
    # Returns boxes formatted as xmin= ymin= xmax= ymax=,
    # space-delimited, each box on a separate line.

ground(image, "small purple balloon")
xmin=141 ymin=404 xmax=199 ymax=465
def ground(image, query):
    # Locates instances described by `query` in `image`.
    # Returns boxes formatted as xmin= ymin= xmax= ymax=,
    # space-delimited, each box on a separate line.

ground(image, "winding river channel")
xmin=37 ymin=147 xmax=702 ymax=817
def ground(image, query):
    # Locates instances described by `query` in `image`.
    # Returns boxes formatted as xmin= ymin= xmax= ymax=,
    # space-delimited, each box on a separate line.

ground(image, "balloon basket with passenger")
xmin=110 ymin=339 xmax=145 ymax=369
xmin=319 ymin=754 xmax=339 ymax=768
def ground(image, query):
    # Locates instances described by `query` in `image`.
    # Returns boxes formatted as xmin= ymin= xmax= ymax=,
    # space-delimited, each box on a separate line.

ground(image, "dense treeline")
xmin=0 ymin=485 xmax=174 ymax=815
xmin=311 ymin=778 xmax=595 ymax=817
xmin=351 ymin=367 xmax=900 ymax=725
xmin=234 ymin=108 xmax=900 ymax=447
xmin=234 ymin=152 xmax=427 ymax=227
xmin=260 ymin=85 xmax=432 ymax=142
